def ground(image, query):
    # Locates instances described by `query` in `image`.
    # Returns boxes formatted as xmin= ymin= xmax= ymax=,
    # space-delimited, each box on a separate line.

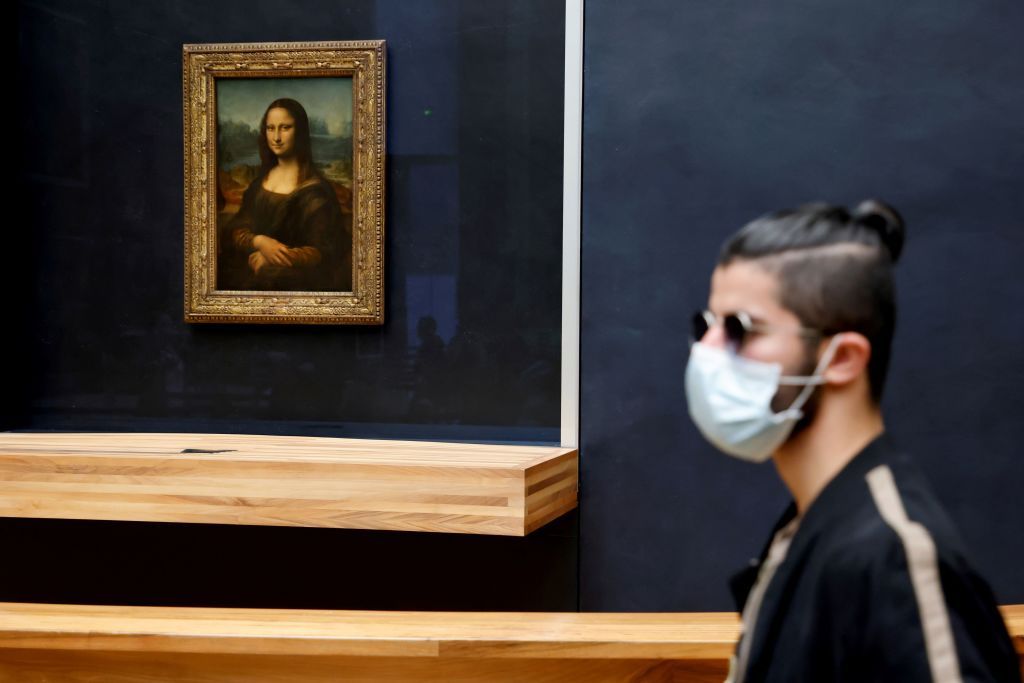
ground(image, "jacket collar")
xmin=729 ymin=432 xmax=900 ymax=611
xmin=791 ymin=431 xmax=899 ymax=538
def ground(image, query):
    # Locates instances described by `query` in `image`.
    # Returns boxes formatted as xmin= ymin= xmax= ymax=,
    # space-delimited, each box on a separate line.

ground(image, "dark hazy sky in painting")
xmin=217 ymin=77 xmax=353 ymax=134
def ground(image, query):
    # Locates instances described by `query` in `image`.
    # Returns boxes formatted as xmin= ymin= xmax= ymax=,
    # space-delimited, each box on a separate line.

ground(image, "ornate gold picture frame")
xmin=183 ymin=41 xmax=385 ymax=324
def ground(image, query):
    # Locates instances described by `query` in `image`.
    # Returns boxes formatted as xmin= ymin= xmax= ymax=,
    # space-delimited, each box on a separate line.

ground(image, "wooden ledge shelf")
xmin=0 ymin=603 xmax=743 ymax=659
xmin=1 ymin=603 xmax=1020 ymax=682
xmin=0 ymin=432 xmax=577 ymax=536
xmin=0 ymin=603 xmax=742 ymax=682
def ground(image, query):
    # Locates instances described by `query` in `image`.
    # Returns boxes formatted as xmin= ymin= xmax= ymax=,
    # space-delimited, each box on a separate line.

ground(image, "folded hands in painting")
xmin=252 ymin=235 xmax=294 ymax=268
xmin=248 ymin=235 xmax=323 ymax=274
xmin=248 ymin=251 xmax=268 ymax=274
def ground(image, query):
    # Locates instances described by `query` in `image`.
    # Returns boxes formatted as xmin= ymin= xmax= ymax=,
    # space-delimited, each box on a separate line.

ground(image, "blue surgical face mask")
xmin=684 ymin=337 xmax=841 ymax=462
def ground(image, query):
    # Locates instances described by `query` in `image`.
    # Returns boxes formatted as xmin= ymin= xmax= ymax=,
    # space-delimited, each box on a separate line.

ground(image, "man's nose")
xmin=700 ymin=323 xmax=728 ymax=349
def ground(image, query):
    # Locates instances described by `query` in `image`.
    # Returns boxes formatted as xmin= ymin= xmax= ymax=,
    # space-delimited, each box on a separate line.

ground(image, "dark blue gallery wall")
xmin=580 ymin=0 xmax=1024 ymax=610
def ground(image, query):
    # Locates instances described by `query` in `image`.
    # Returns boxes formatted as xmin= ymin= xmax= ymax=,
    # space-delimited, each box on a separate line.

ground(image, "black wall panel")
xmin=580 ymin=0 xmax=1024 ymax=610
xmin=0 ymin=513 xmax=578 ymax=610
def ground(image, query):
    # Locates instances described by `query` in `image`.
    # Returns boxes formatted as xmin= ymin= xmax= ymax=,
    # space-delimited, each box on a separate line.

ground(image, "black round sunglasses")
xmin=691 ymin=310 xmax=821 ymax=350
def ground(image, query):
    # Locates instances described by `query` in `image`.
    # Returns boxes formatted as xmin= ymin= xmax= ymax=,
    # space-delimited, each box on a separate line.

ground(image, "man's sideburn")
xmin=770 ymin=336 xmax=822 ymax=439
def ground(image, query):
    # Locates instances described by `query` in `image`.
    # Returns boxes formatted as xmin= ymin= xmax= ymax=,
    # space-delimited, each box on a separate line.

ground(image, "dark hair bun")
xmin=852 ymin=199 xmax=905 ymax=263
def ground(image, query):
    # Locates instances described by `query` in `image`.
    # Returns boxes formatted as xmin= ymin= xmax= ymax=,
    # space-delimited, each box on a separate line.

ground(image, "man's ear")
xmin=822 ymin=333 xmax=871 ymax=387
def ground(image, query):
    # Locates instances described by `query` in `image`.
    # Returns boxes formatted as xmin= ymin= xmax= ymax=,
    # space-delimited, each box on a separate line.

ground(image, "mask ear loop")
xmin=775 ymin=335 xmax=843 ymax=417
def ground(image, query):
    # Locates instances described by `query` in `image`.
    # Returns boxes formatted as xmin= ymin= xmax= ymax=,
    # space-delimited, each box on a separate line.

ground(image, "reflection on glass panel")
xmin=19 ymin=0 xmax=565 ymax=443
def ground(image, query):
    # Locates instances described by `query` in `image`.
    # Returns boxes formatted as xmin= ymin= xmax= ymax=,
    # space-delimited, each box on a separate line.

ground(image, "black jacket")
xmin=727 ymin=434 xmax=1020 ymax=682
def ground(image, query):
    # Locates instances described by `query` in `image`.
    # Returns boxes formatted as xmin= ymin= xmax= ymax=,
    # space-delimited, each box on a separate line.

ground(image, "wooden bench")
xmin=1 ymin=603 xmax=1021 ymax=681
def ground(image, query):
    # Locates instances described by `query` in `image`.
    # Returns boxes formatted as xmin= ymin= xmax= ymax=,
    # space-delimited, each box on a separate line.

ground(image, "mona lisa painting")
xmin=183 ymin=41 xmax=385 ymax=325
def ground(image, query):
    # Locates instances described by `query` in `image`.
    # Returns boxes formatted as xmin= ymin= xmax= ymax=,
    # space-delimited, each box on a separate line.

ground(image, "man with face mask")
xmin=686 ymin=201 xmax=1020 ymax=682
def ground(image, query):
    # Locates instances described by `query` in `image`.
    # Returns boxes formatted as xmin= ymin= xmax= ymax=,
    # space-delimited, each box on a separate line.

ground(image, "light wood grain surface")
xmin=0 ymin=603 xmax=741 ymax=659
xmin=0 ymin=602 xmax=737 ymax=681
xmin=1 ymin=603 xmax=1020 ymax=682
xmin=0 ymin=433 xmax=577 ymax=536
xmin=1006 ymin=604 xmax=1024 ymax=655
xmin=0 ymin=650 xmax=730 ymax=683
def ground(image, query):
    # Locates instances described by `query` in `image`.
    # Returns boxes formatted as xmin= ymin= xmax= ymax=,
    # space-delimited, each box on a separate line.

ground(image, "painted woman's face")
xmin=265 ymin=107 xmax=296 ymax=158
